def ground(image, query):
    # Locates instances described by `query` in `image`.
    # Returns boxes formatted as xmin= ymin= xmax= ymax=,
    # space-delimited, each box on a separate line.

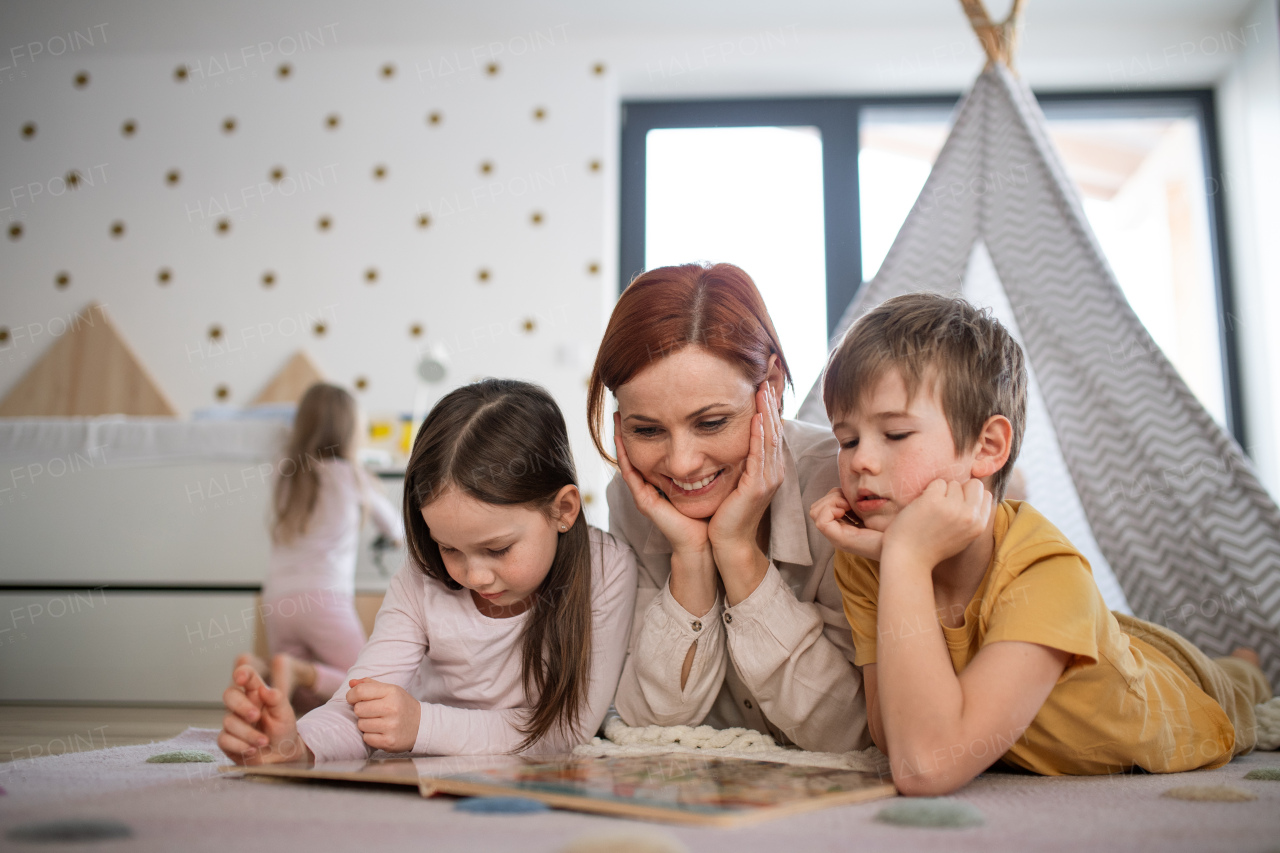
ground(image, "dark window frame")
xmin=619 ymin=88 xmax=1244 ymax=446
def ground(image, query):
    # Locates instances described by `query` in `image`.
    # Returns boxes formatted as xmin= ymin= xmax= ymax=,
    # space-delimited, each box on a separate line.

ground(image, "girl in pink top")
xmin=236 ymin=382 xmax=405 ymax=714
xmin=218 ymin=379 xmax=637 ymax=762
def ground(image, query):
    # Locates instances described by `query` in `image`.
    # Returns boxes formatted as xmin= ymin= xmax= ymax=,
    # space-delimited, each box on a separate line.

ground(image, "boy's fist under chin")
xmin=346 ymin=678 xmax=422 ymax=753
xmin=883 ymin=478 xmax=993 ymax=567
xmin=811 ymin=486 xmax=884 ymax=561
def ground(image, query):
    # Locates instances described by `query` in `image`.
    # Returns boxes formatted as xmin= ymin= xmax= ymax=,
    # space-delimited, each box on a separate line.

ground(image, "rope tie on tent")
xmin=959 ymin=0 xmax=1026 ymax=69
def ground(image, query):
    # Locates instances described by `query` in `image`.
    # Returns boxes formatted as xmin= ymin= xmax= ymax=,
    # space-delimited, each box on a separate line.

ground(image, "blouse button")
xmin=744 ymin=699 xmax=753 ymax=710
xmin=691 ymin=620 xmax=702 ymax=632
xmin=724 ymin=612 xmax=733 ymax=624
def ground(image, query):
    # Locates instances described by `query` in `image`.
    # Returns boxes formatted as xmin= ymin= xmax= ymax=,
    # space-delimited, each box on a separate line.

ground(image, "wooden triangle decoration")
xmin=0 ymin=302 xmax=177 ymax=417
xmin=253 ymin=350 xmax=325 ymax=404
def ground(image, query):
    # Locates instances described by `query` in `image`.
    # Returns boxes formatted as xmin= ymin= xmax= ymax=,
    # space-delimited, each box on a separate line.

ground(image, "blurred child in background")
xmin=236 ymin=382 xmax=404 ymax=714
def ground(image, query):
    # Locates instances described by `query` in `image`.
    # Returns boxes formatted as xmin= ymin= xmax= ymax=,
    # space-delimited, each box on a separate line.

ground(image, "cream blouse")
xmin=609 ymin=418 xmax=871 ymax=752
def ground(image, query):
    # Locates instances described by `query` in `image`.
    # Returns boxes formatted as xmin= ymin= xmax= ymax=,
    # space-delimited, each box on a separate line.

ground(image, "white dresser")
xmin=0 ymin=417 xmax=404 ymax=704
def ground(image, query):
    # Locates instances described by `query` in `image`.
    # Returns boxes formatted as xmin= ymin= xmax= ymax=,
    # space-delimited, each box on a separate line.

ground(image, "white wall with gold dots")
xmin=1 ymin=31 xmax=619 ymax=505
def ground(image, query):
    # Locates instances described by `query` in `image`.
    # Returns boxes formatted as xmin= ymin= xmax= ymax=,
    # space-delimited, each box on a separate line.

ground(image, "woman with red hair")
xmin=588 ymin=262 xmax=870 ymax=752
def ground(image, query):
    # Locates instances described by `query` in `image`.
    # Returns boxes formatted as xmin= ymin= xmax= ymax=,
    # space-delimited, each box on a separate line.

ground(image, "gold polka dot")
xmin=364 ymin=267 xmax=378 ymax=283
xmin=121 ymin=119 xmax=137 ymax=137
xmin=522 ymin=318 xmax=536 ymax=333
xmin=533 ymin=107 xmax=547 ymax=121
xmin=354 ymin=376 xmax=369 ymax=391
xmin=208 ymin=325 xmax=223 ymax=341
xmin=530 ymin=211 xmax=544 ymax=225
xmin=486 ymin=62 xmax=500 ymax=76
xmin=592 ymin=62 xmax=606 ymax=76
xmin=215 ymin=384 xmax=230 ymax=401
xmin=109 ymin=220 xmax=125 ymax=238
xmin=317 ymin=215 xmax=332 ymax=231
xmin=261 ymin=271 xmax=276 ymax=287
xmin=215 ymin=218 xmax=231 ymax=235
xmin=165 ymin=169 xmax=181 ymax=186
xmin=277 ymin=63 xmax=292 ymax=79
xmin=416 ymin=213 xmax=431 ymax=229
xmin=477 ymin=268 xmax=491 ymax=283
xmin=74 ymin=71 xmax=90 ymax=88
xmin=589 ymin=159 xmax=602 ymax=172
xmin=373 ymin=164 xmax=387 ymax=180
xmin=21 ymin=122 xmax=36 ymax=139
xmin=222 ymin=117 xmax=237 ymax=134
xmin=427 ymin=111 xmax=442 ymax=126
xmin=409 ymin=323 xmax=424 ymax=338
xmin=381 ymin=63 xmax=395 ymax=78
xmin=479 ymin=161 xmax=494 ymax=175
xmin=587 ymin=261 xmax=600 ymax=274
xmin=8 ymin=223 xmax=22 ymax=241
xmin=66 ymin=170 xmax=81 ymax=189
xmin=583 ymin=492 xmax=595 ymax=505
xmin=325 ymin=113 xmax=340 ymax=129
xmin=313 ymin=321 xmax=327 ymax=336
xmin=157 ymin=267 xmax=172 ymax=284
xmin=55 ymin=272 xmax=70 ymax=288
xmin=174 ymin=66 xmax=189 ymax=82
xmin=0 ymin=328 xmax=9 ymax=343
xmin=270 ymin=166 xmax=285 ymax=182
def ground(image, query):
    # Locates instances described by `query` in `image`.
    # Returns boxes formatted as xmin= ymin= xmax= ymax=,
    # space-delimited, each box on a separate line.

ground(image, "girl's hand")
xmin=346 ymin=678 xmax=421 ymax=753
xmin=613 ymin=412 xmax=712 ymax=556
xmin=882 ymin=478 xmax=992 ymax=571
xmin=810 ymin=486 xmax=884 ymax=561
xmin=219 ymin=659 xmax=311 ymax=765
xmin=706 ymin=382 xmax=784 ymax=600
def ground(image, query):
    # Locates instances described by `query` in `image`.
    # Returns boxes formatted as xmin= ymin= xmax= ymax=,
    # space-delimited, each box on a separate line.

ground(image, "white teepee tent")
xmin=799 ymin=24 xmax=1280 ymax=685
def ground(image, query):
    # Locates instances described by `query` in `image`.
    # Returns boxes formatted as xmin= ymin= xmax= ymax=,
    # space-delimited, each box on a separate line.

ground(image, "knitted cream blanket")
xmin=573 ymin=713 xmax=891 ymax=776
xmin=1256 ymin=697 xmax=1280 ymax=751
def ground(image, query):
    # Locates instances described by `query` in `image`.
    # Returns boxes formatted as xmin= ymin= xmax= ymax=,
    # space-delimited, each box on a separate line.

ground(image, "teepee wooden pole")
xmin=958 ymin=0 xmax=1026 ymax=69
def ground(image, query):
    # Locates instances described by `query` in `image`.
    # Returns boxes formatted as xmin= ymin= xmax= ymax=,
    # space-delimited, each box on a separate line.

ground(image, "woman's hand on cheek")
xmin=346 ymin=678 xmax=421 ymax=754
xmin=706 ymin=381 xmax=784 ymax=601
xmin=810 ymin=487 xmax=883 ymax=561
xmin=613 ymin=412 xmax=711 ymax=555
xmin=882 ymin=478 xmax=992 ymax=570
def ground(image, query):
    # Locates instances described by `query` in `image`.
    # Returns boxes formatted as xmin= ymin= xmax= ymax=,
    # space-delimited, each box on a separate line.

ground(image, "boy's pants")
xmin=1116 ymin=612 xmax=1272 ymax=756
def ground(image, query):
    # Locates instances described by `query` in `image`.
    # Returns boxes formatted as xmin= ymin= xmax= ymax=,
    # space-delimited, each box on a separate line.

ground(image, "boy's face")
xmin=831 ymin=368 xmax=979 ymax=532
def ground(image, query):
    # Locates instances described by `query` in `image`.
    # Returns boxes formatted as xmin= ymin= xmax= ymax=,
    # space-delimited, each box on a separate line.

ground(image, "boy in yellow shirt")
xmin=810 ymin=292 xmax=1271 ymax=795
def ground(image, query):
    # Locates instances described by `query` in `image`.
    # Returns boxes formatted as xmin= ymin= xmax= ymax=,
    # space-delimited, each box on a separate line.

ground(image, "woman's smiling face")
xmin=614 ymin=345 xmax=759 ymax=520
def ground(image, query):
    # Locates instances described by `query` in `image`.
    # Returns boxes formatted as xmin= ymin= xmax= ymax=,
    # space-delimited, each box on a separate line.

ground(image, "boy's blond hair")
xmin=822 ymin=292 xmax=1027 ymax=500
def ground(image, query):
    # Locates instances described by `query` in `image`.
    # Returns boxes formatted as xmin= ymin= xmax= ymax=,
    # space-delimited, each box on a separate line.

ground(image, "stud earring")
xmin=559 ymin=523 xmax=567 ymax=531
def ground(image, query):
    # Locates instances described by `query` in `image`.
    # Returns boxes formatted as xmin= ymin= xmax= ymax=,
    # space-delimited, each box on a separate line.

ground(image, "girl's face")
xmin=615 ymin=345 xmax=776 ymax=520
xmin=420 ymin=486 xmax=579 ymax=617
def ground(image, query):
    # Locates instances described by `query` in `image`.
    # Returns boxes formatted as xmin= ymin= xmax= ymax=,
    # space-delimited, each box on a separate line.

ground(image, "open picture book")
xmin=224 ymin=753 xmax=897 ymax=827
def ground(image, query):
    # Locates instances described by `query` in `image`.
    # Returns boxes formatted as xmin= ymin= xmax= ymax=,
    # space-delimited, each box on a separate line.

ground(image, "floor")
xmin=0 ymin=704 xmax=225 ymax=764
xmin=2 ymin=725 xmax=1278 ymax=853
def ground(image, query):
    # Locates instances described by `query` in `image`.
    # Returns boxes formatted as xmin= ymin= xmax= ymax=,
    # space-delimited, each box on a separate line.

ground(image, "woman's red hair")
xmin=587 ymin=262 xmax=792 ymax=464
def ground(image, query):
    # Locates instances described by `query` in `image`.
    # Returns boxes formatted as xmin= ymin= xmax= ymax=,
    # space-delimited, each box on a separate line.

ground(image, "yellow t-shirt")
xmin=833 ymin=500 xmax=1236 ymax=775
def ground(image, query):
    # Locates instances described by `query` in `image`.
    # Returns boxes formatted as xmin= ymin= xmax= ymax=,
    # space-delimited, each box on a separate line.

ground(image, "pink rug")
xmin=1 ymin=728 xmax=1278 ymax=852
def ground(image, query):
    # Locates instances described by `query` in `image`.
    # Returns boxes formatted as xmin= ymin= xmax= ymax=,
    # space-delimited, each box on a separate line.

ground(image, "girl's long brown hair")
xmin=402 ymin=379 xmax=593 ymax=752
xmin=272 ymin=383 xmax=357 ymax=544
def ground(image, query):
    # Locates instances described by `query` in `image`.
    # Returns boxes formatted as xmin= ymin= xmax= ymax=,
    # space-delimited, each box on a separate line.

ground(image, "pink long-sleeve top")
xmin=263 ymin=459 xmax=404 ymax=601
xmin=610 ymin=418 xmax=871 ymax=753
xmin=295 ymin=526 xmax=637 ymax=760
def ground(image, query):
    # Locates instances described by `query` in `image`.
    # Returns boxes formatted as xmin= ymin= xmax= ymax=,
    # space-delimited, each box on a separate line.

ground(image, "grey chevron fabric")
xmin=798 ymin=64 xmax=1280 ymax=686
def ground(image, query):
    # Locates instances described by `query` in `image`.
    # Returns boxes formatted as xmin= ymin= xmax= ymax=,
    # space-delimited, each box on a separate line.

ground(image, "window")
xmin=645 ymin=126 xmax=827 ymax=418
xmin=621 ymin=90 xmax=1243 ymax=441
